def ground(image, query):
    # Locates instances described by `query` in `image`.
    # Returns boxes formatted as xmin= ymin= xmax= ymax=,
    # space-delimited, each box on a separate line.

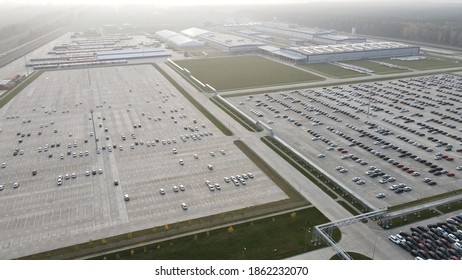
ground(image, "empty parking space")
xmin=0 ymin=64 xmax=288 ymax=259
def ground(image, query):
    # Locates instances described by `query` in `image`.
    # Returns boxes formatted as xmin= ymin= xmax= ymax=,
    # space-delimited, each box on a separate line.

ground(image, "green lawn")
xmin=174 ymin=56 xmax=324 ymax=91
xmin=93 ymin=207 xmax=337 ymax=260
xmin=300 ymin=63 xmax=369 ymax=79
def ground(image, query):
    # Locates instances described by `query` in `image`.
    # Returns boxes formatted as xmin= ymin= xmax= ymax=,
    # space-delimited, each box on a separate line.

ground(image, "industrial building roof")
xmin=155 ymin=30 xmax=179 ymax=39
xmin=96 ymin=48 xmax=171 ymax=60
xmin=181 ymin=28 xmax=211 ymax=38
xmin=258 ymin=46 xmax=306 ymax=61
xmin=274 ymin=50 xmax=307 ymax=60
xmin=168 ymin=35 xmax=204 ymax=47
xmin=291 ymin=41 xmax=417 ymax=56
xmin=256 ymin=22 xmax=333 ymax=36
xmin=316 ymin=34 xmax=362 ymax=41
xmin=258 ymin=45 xmax=280 ymax=52
xmin=199 ymin=32 xmax=265 ymax=47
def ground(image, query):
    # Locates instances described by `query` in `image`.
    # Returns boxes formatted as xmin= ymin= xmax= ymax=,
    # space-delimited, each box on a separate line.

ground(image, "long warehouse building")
xmin=258 ymin=41 xmax=420 ymax=64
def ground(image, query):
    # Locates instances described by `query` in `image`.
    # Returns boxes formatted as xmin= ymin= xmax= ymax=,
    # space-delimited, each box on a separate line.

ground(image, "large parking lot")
xmin=0 ymin=64 xmax=288 ymax=259
xmin=228 ymin=74 xmax=462 ymax=209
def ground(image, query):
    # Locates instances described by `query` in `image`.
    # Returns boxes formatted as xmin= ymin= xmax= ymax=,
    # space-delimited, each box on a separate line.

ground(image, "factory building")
xmin=180 ymin=27 xmax=211 ymax=38
xmin=154 ymin=30 xmax=205 ymax=48
xmin=258 ymin=41 xmax=420 ymax=64
xmin=252 ymin=22 xmax=366 ymax=45
xmin=96 ymin=48 xmax=171 ymax=61
xmin=197 ymin=32 xmax=265 ymax=54
xmin=313 ymin=34 xmax=366 ymax=45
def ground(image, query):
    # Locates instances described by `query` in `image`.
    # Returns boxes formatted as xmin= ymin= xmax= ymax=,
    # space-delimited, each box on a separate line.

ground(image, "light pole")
xmin=242 ymin=247 xmax=246 ymax=260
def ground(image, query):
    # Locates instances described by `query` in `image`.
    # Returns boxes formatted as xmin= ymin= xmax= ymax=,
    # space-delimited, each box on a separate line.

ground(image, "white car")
xmin=318 ymin=154 xmax=325 ymax=158
xmin=1 ymin=163 xmax=6 ymax=168
xmin=173 ymin=186 xmax=179 ymax=192
xmin=388 ymin=235 xmax=401 ymax=244
xmin=181 ymin=202 xmax=188 ymax=210
xmin=179 ymin=159 xmax=184 ymax=165
xmin=0 ymin=185 xmax=4 ymax=191
xmin=159 ymin=188 xmax=165 ymax=195
xmin=448 ymin=234 xmax=459 ymax=243
xmin=193 ymin=154 xmax=199 ymax=159
xmin=207 ymin=164 xmax=213 ymax=170
xmin=123 ymin=194 xmax=130 ymax=201
xmin=179 ymin=185 xmax=185 ymax=191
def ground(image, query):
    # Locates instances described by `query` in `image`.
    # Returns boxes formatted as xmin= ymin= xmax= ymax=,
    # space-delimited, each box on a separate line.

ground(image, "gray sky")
xmin=8 ymin=0 xmax=438 ymax=6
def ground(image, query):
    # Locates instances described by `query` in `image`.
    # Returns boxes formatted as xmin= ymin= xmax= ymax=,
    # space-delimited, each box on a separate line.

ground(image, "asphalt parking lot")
xmin=229 ymin=73 xmax=462 ymax=209
xmin=0 ymin=64 xmax=287 ymax=259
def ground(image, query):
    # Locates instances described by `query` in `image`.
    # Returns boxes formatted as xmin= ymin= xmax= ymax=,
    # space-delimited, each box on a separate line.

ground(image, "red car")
xmin=447 ymin=172 xmax=455 ymax=177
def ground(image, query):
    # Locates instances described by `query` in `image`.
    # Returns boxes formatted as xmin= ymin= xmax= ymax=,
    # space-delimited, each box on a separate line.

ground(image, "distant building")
xmin=96 ymin=48 xmax=171 ymax=60
xmin=313 ymin=34 xmax=366 ymax=45
xmin=252 ymin=22 xmax=366 ymax=45
xmin=258 ymin=41 xmax=420 ymax=64
xmin=154 ymin=30 xmax=205 ymax=48
xmin=197 ymin=32 xmax=265 ymax=54
xmin=180 ymin=27 xmax=211 ymax=38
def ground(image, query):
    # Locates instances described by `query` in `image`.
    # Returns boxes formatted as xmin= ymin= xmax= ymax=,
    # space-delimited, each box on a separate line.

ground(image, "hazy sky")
xmin=9 ymin=0 xmax=432 ymax=6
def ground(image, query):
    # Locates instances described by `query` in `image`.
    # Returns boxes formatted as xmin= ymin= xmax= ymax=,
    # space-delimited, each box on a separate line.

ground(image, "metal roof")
xmin=155 ymin=30 xmax=179 ymax=39
xmin=181 ymin=28 xmax=210 ymax=38
xmin=258 ymin=45 xmax=280 ymax=52
xmin=96 ymin=49 xmax=171 ymax=60
xmin=168 ymin=35 xmax=204 ymax=47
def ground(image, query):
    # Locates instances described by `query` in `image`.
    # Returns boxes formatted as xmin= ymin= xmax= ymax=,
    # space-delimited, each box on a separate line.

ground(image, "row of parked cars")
xmin=389 ymin=214 xmax=462 ymax=260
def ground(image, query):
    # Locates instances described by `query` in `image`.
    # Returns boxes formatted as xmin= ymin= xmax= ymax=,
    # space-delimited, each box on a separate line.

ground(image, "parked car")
xmin=389 ymin=235 xmax=401 ymax=244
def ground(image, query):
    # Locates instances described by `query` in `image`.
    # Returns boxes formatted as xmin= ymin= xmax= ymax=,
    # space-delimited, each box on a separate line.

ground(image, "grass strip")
xmin=92 ymin=207 xmax=337 ymax=260
xmin=262 ymin=136 xmax=373 ymax=215
xmin=152 ymin=63 xmax=233 ymax=136
xmin=0 ymin=71 xmax=42 ymax=108
xmin=210 ymin=96 xmax=263 ymax=132
xmin=223 ymin=67 xmax=462 ymax=99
